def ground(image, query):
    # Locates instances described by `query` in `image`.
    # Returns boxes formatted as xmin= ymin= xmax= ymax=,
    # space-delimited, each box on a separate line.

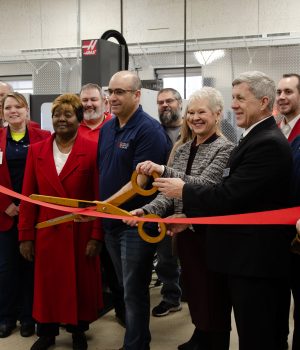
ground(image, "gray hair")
xmin=0 ymin=81 xmax=14 ymax=92
xmin=232 ymin=71 xmax=275 ymax=111
xmin=187 ymin=87 xmax=224 ymax=114
xmin=80 ymin=83 xmax=104 ymax=97
xmin=157 ymin=88 xmax=182 ymax=103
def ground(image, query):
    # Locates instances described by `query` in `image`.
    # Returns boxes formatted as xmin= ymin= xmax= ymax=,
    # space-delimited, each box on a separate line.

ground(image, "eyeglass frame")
xmin=107 ymin=88 xmax=138 ymax=96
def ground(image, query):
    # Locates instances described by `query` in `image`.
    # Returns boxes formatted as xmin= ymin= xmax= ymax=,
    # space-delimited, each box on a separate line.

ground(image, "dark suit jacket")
xmin=183 ymin=117 xmax=294 ymax=278
xmin=291 ymin=136 xmax=300 ymax=204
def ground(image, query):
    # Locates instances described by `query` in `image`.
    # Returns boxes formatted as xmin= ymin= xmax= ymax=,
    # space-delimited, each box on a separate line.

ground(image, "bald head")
xmin=0 ymin=82 xmax=13 ymax=102
xmin=0 ymin=82 xmax=13 ymax=123
xmin=108 ymin=71 xmax=142 ymax=124
xmin=110 ymin=71 xmax=142 ymax=91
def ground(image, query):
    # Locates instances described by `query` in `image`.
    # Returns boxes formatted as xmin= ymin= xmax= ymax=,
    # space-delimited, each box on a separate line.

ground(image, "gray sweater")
xmin=142 ymin=136 xmax=235 ymax=217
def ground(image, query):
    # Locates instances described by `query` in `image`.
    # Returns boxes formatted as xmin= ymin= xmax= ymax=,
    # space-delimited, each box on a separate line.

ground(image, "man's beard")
xmin=159 ymin=109 xmax=181 ymax=127
xmin=84 ymin=107 xmax=103 ymax=121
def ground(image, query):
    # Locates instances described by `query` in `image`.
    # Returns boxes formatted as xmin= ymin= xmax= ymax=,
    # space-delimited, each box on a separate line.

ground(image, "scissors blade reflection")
xmin=31 ymin=171 xmax=166 ymax=242
xmin=36 ymin=213 xmax=78 ymax=229
xmin=30 ymin=194 xmax=96 ymax=208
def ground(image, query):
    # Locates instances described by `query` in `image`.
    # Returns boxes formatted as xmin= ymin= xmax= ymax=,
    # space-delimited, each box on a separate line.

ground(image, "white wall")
xmin=0 ymin=0 xmax=300 ymax=111
xmin=1 ymin=0 xmax=300 ymax=54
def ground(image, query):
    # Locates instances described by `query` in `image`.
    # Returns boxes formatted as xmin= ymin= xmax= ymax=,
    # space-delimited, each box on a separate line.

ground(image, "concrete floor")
xmin=0 ymin=285 xmax=294 ymax=350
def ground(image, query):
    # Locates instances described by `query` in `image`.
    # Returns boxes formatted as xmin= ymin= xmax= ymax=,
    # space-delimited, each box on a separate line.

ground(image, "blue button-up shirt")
xmin=98 ymin=105 xmax=171 ymax=234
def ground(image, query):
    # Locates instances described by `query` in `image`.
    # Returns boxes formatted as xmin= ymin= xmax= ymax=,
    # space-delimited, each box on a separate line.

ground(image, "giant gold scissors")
xmin=30 ymin=171 xmax=166 ymax=243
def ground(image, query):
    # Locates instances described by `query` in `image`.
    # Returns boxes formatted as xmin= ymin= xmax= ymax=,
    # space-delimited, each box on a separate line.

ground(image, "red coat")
xmin=18 ymin=133 xmax=103 ymax=324
xmin=0 ymin=126 xmax=50 ymax=231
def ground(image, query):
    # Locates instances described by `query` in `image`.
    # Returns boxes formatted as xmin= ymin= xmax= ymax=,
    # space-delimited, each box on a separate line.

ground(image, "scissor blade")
xmin=106 ymin=190 xmax=136 ymax=207
xmin=30 ymin=195 xmax=96 ymax=208
xmin=95 ymin=202 xmax=133 ymax=216
xmin=36 ymin=202 xmax=133 ymax=229
xmin=36 ymin=213 xmax=76 ymax=229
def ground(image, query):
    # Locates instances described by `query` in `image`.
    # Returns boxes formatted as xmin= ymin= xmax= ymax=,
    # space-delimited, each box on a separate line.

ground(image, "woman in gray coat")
xmin=130 ymin=87 xmax=235 ymax=350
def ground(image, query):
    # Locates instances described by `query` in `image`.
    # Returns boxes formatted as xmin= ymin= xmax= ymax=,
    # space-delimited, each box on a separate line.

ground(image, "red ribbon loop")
xmin=1 ymin=185 xmax=299 ymax=225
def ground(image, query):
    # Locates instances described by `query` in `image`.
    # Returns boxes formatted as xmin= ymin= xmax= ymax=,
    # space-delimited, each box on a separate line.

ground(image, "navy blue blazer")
xmin=291 ymin=136 xmax=300 ymax=205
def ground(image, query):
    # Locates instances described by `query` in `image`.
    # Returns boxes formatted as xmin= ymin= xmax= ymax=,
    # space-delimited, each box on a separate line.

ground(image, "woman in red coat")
xmin=0 ymin=92 xmax=50 ymax=339
xmin=19 ymin=94 xmax=103 ymax=350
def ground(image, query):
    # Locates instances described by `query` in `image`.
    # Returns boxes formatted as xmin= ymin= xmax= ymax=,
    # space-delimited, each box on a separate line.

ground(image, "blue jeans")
xmin=155 ymin=235 xmax=181 ymax=305
xmin=0 ymin=224 xmax=34 ymax=326
xmin=104 ymin=227 xmax=156 ymax=350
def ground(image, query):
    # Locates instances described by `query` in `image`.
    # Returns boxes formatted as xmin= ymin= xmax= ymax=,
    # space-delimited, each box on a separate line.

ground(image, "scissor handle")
xmin=137 ymin=214 xmax=166 ymax=243
xmin=131 ymin=170 xmax=160 ymax=196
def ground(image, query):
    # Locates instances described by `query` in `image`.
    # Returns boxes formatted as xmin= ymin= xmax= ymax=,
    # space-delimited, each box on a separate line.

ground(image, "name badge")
xmin=222 ymin=168 xmax=230 ymax=178
xmin=0 ymin=151 xmax=3 ymax=165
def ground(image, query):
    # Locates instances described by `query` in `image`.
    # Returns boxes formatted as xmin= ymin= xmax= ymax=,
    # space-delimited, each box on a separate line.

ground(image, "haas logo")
xmin=82 ymin=40 xmax=98 ymax=56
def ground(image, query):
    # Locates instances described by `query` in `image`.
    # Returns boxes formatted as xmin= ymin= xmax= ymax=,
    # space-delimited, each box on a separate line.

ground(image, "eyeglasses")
xmin=157 ymin=98 xmax=177 ymax=106
xmin=107 ymin=88 xmax=137 ymax=96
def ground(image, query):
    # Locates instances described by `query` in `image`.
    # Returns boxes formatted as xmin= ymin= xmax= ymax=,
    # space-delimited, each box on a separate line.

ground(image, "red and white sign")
xmin=82 ymin=39 xmax=98 ymax=56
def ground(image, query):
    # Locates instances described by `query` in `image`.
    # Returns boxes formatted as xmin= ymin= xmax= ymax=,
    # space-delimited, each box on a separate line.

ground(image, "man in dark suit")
xmin=290 ymin=136 xmax=300 ymax=350
xmin=153 ymin=71 xmax=294 ymax=350
xmin=276 ymin=73 xmax=300 ymax=350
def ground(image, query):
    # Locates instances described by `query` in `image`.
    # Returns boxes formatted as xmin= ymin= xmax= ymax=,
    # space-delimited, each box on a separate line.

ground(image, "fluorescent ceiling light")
xmin=194 ymin=49 xmax=225 ymax=65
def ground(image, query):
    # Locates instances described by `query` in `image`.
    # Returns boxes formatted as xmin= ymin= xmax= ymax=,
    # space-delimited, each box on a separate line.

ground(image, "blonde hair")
xmin=1 ymin=92 xmax=29 ymax=123
xmin=1 ymin=92 xmax=28 ymax=111
xmin=167 ymin=87 xmax=224 ymax=165
xmin=167 ymin=117 xmax=193 ymax=165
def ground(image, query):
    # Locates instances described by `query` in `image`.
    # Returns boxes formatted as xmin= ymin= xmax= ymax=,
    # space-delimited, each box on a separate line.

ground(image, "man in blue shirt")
xmin=98 ymin=70 xmax=170 ymax=350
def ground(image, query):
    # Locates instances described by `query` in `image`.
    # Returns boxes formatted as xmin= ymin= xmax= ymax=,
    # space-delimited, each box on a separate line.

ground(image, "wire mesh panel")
xmin=130 ymin=44 xmax=300 ymax=143
xmin=32 ymin=58 xmax=81 ymax=94
xmin=33 ymin=61 xmax=61 ymax=94
xmin=1 ymin=42 xmax=300 ymax=143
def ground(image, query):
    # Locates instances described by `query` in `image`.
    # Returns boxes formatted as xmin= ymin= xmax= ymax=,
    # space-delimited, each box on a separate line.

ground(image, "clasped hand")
xmin=122 ymin=161 xmax=186 ymax=233
xmin=123 ymin=211 xmax=189 ymax=237
xmin=85 ymin=239 xmax=102 ymax=257
xmin=123 ymin=208 xmax=145 ymax=227
xmin=20 ymin=239 xmax=101 ymax=261
xmin=5 ymin=203 xmax=19 ymax=217
xmin=136 ymin=160 xmax=185 ymax=199
xmin=152 ymin=177 xmax=184 ymax=199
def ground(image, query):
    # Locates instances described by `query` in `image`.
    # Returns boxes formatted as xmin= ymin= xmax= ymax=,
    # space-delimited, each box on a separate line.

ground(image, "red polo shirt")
xmin=78 ymin=112 xmax=112 ymax=144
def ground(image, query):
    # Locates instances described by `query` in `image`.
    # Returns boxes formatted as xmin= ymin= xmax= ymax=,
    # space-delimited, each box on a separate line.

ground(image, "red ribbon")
xmin=1 ymin=184 xmax=300 ymax=225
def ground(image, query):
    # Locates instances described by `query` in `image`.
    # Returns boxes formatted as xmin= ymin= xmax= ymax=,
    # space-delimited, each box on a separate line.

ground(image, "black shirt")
xmin=185 ymin=133 xmax=219 ymax=175
xmin=6 ymin=126 xmax=30 ymax=203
